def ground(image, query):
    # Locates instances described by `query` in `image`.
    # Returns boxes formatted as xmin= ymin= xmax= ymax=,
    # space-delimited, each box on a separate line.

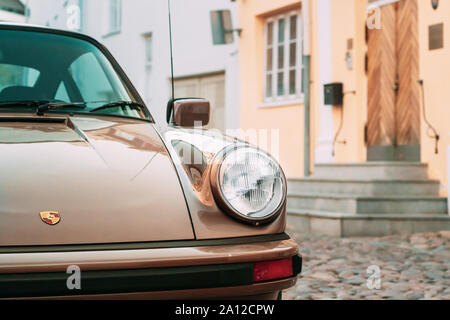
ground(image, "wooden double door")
xmin=367 ymin=0 xmax=420 ymax=161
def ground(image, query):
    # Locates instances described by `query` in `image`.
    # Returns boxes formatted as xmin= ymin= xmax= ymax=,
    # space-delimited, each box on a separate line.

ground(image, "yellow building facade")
xmin=238 ymin=0 xmax=450 ymax=197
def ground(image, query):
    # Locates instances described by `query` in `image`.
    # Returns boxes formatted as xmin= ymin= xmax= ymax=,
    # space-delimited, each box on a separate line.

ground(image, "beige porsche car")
xmin=0 ymin=23 xmax=301 ymax=299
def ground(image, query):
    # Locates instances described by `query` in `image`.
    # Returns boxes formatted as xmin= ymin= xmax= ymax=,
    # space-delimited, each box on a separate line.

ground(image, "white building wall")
xmin=314 ymin=0 xmax=335 ymax=163
xmin=0 ymin=8 xmax=25 ymax=22
xmin=0 ymin=10 xmax=24 ymax=22
xmin=26 ymin=0 xmax=79 ymax=28
xmin=26 ymin=0 xmax=240 ymax=128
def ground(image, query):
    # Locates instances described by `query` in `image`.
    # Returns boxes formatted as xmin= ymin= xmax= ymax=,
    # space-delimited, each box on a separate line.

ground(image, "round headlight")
xmin=211 ymin=146 xmax=286 ymax=224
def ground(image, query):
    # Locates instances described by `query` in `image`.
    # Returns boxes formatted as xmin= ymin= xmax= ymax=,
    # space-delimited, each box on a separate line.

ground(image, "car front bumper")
xmin=0 ymin=234 xmax=301 ymax=299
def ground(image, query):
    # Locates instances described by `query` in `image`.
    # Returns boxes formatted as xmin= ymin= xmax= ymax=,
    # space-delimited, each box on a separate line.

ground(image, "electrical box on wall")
xmin=429 ymin=23 xmax=444 ymax=50
xmin=324 ymin=83 xmax=343 ymax=106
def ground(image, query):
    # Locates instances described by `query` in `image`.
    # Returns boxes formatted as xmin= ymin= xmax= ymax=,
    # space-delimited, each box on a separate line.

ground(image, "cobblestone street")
xmin=284 ymin=228 xmax=450 ymax=300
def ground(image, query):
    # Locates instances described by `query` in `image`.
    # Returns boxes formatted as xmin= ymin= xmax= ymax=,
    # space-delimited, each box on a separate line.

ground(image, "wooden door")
xmin=199 ymin=74 xmax=225 ymax=132
xmin=174 ymin=72 xmax=225 ymax=132
xmin=367 ymin=0 xmax=420 ymax=161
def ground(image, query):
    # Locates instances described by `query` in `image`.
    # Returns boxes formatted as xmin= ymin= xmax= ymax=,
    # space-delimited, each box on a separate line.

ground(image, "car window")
xmin=55 ymin=82 xmax=70 ymax=102
xmin=0 ymin=64 xmax=40 ymax=93
xmin=69 ymin=52 xmax=116 ymax=102
xmin=0 ymin=29 xmax=150 ymax=121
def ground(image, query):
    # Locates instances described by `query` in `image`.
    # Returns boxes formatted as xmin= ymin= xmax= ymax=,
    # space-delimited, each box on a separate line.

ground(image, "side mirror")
xmin=166 ymin=98 xmax=210 ymax=127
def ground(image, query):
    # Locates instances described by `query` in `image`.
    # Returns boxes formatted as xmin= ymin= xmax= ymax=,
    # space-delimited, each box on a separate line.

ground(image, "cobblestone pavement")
xmin=284 ymin=228 xmax=450 ymax=300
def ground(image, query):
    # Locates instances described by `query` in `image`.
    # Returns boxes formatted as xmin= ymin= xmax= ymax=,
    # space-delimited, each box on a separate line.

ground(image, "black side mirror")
xmin=166 ymin=98 xmax=211 ymax=127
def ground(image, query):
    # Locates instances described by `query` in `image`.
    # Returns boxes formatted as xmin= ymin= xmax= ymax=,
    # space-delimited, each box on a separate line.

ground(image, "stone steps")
xmin=314 ymin=162 xmax=429 ymax=180
xmin=288 ymin=178 xmax=440 ymax=196
xmin=286 ymin=162 xmax=450 ymax=237
xmin=287 ymin=192 xmax=448 ymax=214
xmin=287 ymin=208 xmax=450 ymax=237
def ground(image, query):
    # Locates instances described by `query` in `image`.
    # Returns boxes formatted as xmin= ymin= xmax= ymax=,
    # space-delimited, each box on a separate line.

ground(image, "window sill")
xmin=257 ymin=97 xmax=304 ymax=109
xmin=102 ymin=29 xmax=121 ymax=39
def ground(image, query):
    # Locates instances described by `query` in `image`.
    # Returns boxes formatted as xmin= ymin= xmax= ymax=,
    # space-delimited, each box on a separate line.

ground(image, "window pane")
xmin=222 ymin=10 xmax=234 ymax=44
xmin=277 ymin=72 xmax=284 ymax=96
xmin=267 ymin=22 xmax=273 ymax=45
xmin=0 ymin=29 xmax=143 ymax=119
xmin=289 ymin=70 xmax=296 ymax=94
xmin=267 ymin=48 xmax=273 ymax=70
xmin=69 ymin=52 xmax=116 ymax=101
xmin=144 ymin=35 xmax=153 ymax=63
xmin=264 ymin=13 xmax=301 ymax=101
xmin=278 ymin=18 xmax=285 ymax=43
xmin=290 ymin=43 xmax=297 ymax=67
xmin=110 ymin=0 xmax=121 ymax=32
xmin=110 ymin=0 xmax=116 ymax=30
xmin=0 ymin=64 xmax=40 ymax=92
xmin=266 ymin=74 xmax=272 ymax=97
xmin=210 ymin=10 xmax=234 ymax=45
xmin=290 ymin=15 xmax=297 ymax=40
xmin=278 ymin=45 xmax=284 ymax=69
xmin=301 ymin=41 xmax=304 ymax=93
xmin=55 ymin=82 xmax=70 ymax=102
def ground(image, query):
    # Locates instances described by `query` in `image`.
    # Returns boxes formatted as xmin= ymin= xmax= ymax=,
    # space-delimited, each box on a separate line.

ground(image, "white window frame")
xmin=262 ymin=9 xmax=303 ymax=107
xmin=367 ymin=0 xmax=399 ymax=10
xmin=143 ymin=33 xmax=153 ymax=68
xmin=106 ymin=0 xmax=121 ymax=35
xmin=143 ymin=32 xmax=153 ymax=102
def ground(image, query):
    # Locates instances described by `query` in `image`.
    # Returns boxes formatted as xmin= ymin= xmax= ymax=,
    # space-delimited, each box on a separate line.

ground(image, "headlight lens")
xmin=212 ymin=146 xmax=286 ymax=223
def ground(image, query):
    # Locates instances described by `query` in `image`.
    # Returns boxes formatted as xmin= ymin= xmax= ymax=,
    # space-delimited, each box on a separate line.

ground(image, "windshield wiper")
xmin=0 ymin=100 xmax=87 ymax=115
xmin=0 ymin=100 xmax=50 ymax=109
xmin=36 ymin=102 xmax=87 ymax=116
xmin=0 ymin=100 xmax=150 ymax=120
xmin=89 ymin=101 xmax=146 ymax=114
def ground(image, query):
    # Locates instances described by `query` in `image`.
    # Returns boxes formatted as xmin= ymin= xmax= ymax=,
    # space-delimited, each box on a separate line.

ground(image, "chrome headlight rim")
xmin=210 ymin=144 xmax=287 ymax=225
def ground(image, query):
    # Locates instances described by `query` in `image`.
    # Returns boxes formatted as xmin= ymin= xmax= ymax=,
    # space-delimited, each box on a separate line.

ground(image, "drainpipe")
xmin=303 ymin=0 xmax=311 ymax=177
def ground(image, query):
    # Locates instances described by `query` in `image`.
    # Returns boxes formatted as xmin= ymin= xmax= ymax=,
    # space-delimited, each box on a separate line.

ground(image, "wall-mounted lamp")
xmin=225 ymin=28 xmax=243 ymax=37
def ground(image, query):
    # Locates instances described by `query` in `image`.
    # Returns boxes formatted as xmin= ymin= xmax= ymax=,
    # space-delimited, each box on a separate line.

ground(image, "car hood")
xmin=0 ymin=115 xmax=195 ymax=246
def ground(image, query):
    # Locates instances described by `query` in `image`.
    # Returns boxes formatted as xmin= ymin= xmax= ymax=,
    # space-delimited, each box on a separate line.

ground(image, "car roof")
xmin=0 ymin=21 xmax=76 ymax=32
xmin=0 ymin=22 xmax=100 ymax=45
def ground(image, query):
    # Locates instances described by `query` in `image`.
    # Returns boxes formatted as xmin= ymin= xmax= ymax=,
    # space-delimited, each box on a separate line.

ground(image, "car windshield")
xmin=0 ymin=29 xmax=151 ymax=121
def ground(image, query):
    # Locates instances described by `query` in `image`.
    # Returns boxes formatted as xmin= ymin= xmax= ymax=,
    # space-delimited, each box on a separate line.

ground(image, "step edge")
xmin=314 ymin=162 xmax=427 ymax=167
xmin=287 ymin=178 xmax=440 ymax=184
xmin=287 ymin=209 xmax=450 ymax=220
xmin=287 ymin=192 xmax=448 ymax=201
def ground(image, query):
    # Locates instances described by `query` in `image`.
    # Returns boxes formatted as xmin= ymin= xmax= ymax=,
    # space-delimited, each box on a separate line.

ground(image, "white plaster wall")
xmin=26 ymin=0 xmax=240 ymax=128
xmin=26 ymin=0 xmax=80 ymax=28
xmin=0 ymin=10 xmax=25 ymax=22
xmin=314 ymin=0 xmax=335 ymax=164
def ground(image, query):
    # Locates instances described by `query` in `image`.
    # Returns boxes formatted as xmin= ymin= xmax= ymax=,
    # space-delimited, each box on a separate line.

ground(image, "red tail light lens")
xmin=253 ymin=257 xmax=293 ymax=282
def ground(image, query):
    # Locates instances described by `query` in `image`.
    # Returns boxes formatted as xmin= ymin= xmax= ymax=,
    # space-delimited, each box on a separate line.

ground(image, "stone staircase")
xmin=287 ymin=162 xmax=450 ymax=237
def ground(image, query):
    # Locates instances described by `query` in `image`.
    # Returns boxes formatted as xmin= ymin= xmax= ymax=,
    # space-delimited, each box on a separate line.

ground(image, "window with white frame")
xmin=367 ymin=0 xmax=399 ymax=10
xmin=108 ymin=0 xmax=122 ymax=34
xmin=143 ymin=33 xmax=153 ymax=102
xmin=264 ymin=10 xmax=303 ymax=103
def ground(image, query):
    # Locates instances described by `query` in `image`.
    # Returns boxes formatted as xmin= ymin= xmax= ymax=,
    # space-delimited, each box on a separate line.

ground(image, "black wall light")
xmin=432 ymin=0 xmax=439 ymax=10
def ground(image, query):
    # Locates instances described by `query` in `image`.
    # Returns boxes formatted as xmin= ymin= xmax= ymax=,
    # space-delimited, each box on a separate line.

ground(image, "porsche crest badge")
xmin=40 ymin=211 xmax=61 ymax=225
